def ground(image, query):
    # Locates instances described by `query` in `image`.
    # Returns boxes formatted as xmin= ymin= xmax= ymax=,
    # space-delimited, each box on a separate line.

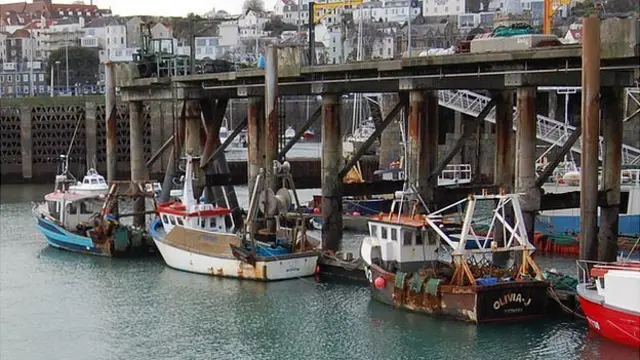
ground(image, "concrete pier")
xmin=321 ymin=94 xmax=342 ymax=252
xmin=407 ymin=91 xmax=424 ymax=195
xmin=420 ymin=91 xmax=439 ymax=205
xmin=264 ymin=45 xmax=279 ymax=232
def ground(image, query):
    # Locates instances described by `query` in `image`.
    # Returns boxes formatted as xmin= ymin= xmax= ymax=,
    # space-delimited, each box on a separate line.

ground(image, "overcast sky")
xmin=3 ymin=0 xmax=279 ymax=17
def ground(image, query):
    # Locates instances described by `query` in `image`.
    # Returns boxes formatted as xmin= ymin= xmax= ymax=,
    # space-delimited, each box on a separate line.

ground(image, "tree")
xmin=263 ymin=16 xmax=298 ymax=37
xmin=46 ymin=46 xmax=99 ymax=85
xmin=243 ymin=0 xmax=265 ymax=13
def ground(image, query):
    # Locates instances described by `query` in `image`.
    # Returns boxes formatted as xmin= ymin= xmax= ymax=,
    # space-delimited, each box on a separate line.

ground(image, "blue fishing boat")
xmin=33 ymin=157 xmax=156 ymax=257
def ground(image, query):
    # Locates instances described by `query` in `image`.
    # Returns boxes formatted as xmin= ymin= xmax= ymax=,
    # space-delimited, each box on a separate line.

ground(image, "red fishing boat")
xmin=577 ymin=258 xmax=640 ymax=348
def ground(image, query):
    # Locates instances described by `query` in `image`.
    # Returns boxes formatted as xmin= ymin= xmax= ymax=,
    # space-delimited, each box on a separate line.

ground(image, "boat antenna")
xmin=62 ymin=115 xmax=83 ymax=180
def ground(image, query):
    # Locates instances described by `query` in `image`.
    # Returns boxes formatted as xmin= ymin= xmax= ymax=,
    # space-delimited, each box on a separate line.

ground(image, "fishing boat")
xmin=345 ymin=117 xmax=378 ymax=155
xmin=576 ymin=255 xmax=640 ymax=347
xmin=302 ymin=128 xmax=314 ymax=140
xmin=149 ymin=156 xmax=320 ymax=281
xmin=359 ymin=189 xmax=549 ymax=323
xmin=33 ymin=156 xmax=156 ymax=257
xmin=537 ymin=168 xmax=640 ymax=238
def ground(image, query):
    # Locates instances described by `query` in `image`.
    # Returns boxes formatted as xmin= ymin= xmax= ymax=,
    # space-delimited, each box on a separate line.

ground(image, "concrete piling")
xmin=129 ymin=100 xmax=146 ymax=227
xmin=321 ymin=94 xmax=342 ymax=252
xmin=598 ymin=87 xmax=623 ymax=262
xmin=515 ymin=87 xmax=539 ymax=243
xmin=580 ymin=16 xmax=601 ymax=261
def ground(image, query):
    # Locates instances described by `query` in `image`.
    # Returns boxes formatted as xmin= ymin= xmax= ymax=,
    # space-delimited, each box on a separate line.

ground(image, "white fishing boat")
xmin=284 ymin=126 xmax=296 ymax=141
xmin=150 ymin=156 xmax=320 ymax=281
xmin=68 ymin=167 xmax=109 ymax=196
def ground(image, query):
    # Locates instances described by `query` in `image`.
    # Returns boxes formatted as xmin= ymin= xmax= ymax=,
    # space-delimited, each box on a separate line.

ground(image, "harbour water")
xmin=1 ymin=184 xmax=639 ymax=360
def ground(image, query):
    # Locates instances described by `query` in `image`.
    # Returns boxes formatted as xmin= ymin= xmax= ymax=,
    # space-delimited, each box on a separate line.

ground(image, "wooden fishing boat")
xmin=150 ymin=156 xmax=320 ymax=281
xmin=360 ymin=189 xmax=549 ymax=323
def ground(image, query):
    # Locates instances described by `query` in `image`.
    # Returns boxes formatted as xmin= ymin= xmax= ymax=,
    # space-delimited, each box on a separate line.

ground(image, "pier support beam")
xmin=105 ymin=61 xmax=117 ymax=183
xmin=580 ymin=16 xmax=601 ymax=261
xmin=85 ymin=102 xmax=97 ymax=171
xmin=184 ymin=100 xmax=203 ymax=203
xmin=515 ymin=87 xmax=539 ymax=243
xmin=19 ymin=105 xmax=32 ymax=179
xmin=493 ymin=91 xmax=514 ymax=265
xmin=321 ymin=94 xmax=342 ymax=252
xmin=598 ymin=88 xmax=623 ymax=262
xmin=264 ymin=45 xmax=279 ymax=232
xmin=129 ymin=100 xmax=146 ymax=227
xmin=248 ymin=97 xmax=265 ymax=199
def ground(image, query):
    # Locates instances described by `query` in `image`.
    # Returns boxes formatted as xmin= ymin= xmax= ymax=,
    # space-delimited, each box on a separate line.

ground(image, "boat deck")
xmin=155 ymin=221 xmax=239 ymax=258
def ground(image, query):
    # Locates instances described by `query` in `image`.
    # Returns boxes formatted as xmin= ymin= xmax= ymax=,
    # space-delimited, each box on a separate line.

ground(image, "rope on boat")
xmin=547 ymin=286 xmax=585 ymax=320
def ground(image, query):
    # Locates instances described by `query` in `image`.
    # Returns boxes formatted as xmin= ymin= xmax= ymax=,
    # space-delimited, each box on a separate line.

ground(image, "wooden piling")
xmin=493 ymin=90 xmax=514 ymax=264
xmin=104 ymin=61 xmax=117 ymax=183
xmin=598 ymin=87 xmax=623 ymax=262
xmin=322 ymin=93 xmax=342 ymax=252
xmin=264 ymin=45 xmax=279 ymax=232
xmin=580 ymin=16 xmax=601 ymax=261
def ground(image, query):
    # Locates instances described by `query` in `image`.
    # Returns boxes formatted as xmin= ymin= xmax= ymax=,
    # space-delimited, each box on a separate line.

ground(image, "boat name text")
xmin=493 ymin=293 xmax=532 ymax=310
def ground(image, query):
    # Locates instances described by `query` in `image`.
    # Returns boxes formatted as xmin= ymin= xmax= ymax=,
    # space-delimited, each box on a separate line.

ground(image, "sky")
xmin=0 ymin=0 xmax=278 ymax=17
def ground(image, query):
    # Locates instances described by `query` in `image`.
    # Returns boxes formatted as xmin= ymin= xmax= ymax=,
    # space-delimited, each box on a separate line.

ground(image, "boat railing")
xmin=438 ymin=164 xmax=472 ymax=181
xmin=576 ymin=258 xmax=640 ymax=285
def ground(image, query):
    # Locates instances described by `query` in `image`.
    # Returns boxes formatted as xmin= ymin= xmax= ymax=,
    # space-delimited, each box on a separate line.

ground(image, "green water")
xmin=1 ymin=185 xmax=639 ymax=360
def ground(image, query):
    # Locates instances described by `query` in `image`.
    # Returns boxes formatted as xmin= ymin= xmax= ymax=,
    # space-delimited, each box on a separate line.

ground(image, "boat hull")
xmin=35 ymin=214 xmax=156 ymax=258
xmin=150 ymin=219 xmax=319 ymax=281
xmin=578 ymin=290 xmax=640 ymax=348
xmin=364 ymin=263 xmax=549 ymax=323
xmin=35 ymin=216 xmax=109 ymax=256
xmin=536 ymin=214 xmax=640 ymax=237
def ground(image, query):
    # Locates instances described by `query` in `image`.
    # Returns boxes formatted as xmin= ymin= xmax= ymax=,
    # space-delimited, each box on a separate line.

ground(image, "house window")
xmin=7 ymin=75 xmax=12 ymax=82
xmin=23 ymin=86 xmax=29 ymax=93
xmin=23 ymin=74 xmax=28 ymax=81
xmin=121 ymin=37 xmax=124 ymax=44
xmin=0 ymin=75 xmax=4 ymax=82
xmin=39 ymin=85 xmax=44 ymax=93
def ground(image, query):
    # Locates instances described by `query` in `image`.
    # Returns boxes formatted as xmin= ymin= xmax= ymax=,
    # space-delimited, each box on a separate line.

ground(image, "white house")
xmin=354 ymin=1 xmax=422 ymax=23
xmin=0 ymin=32 xmax=8 ymax=62
xmin=274 ymin=0 xmax=298 ymax=16
xmin=423 ymin=0 xmax=467 ymax=16
xmin=151 ymin=23 xmax=172 ymax=39
xmin=238 ymin=10 xmax=269 ymax=39
xmin=195 ymin=36 xmax=220 ymax=59
xmin=218 ymin=22 xmax=240 ymax=48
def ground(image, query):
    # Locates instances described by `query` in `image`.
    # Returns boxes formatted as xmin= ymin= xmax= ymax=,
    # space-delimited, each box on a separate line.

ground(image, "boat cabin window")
xmin=98 ymin=178 xmax=105 ymax=184
xmin=415 ymin=231 xmax=422 ymax=246
xmin=390 ymin=228 xmax=398 ymax=241
xmin=80 ymin=201 xmax=93 ymax=214
xmin=90 ymin=179 xmax=98 ymax=185
xmin=66 ymin=203 xmax=77 ymax=214
xmin=83 ymin=179 xmax=90 ymax=184
xmin=200 ymin=218 xmax=206 ymax=229
xmin=370 ymin=225 xmax=378 ymax=237
xmin=169 ymin=216 xmax=176 ymax=225
xmin=210 ymin=217 xmax=216 ymax=228
xmin=403 ymin=229 xmax=413 ymax=246
xmin=381 ymin=226 xmax=388 ymax=240
xmin=176 ymin=217 xmax=184 ymax=226
xmin=162 ymin=215 xmax=168 ymax=224
xmin=47 ymin=201 xmax=59 ymax=217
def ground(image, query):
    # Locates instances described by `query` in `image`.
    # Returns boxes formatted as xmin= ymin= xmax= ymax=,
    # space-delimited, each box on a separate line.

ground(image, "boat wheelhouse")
xmin=360 ymin=190 xmax=549 ymax=323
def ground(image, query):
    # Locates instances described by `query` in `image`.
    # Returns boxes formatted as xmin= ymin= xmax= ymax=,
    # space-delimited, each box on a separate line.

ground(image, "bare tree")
xmin=243 ymin=0 xmax=265 ymax=13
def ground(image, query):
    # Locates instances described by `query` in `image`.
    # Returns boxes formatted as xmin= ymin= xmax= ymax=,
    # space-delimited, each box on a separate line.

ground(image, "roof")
xmin=9 ymin=28 xmax=30 ymax=38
